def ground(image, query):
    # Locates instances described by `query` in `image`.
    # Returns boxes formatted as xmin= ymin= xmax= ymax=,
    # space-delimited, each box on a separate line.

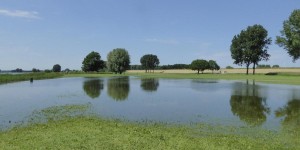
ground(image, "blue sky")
xmin=0 ymin=0 xmax=299 ymax=70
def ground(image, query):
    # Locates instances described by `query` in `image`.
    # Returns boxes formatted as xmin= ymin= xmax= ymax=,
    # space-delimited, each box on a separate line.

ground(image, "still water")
xmin=0 ymin=77 xmax=300 ymax=131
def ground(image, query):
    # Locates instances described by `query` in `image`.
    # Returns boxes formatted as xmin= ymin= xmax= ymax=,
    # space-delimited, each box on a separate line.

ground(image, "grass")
xmin=1 ymin=116 xmax=299 ymax=149
xmin=130 ymin=72 xmax=300 ymax=85
xmin=0 ymin=72 xmax=63 ymax=84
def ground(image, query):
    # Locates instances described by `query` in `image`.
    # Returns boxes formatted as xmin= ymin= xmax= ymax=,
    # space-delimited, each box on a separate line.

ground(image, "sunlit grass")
xmin=1 ymin=115 xmax=299 ymax=149
xmin=0 ymin=73 xmax=63 ymax=84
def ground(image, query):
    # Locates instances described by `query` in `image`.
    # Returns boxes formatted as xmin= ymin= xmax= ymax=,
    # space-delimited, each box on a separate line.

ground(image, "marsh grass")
xmin=0 ymin=104 xmax=300 ymax=149
xmin=1 ymin=116 xmax=299 ymax=149
xmin=0 ymin=73 xmax=63 ymax=84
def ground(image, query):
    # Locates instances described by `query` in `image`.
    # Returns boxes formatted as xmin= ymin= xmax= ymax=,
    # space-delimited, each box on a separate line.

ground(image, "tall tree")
xmin=82 ymin=51 xmax=104 ymax=72
xmin=52 ymin=64 xmax=61 ymax=72
xmin=140 ymin=54 xmax=160 ymax=73
xmin=208 ymin=60 xmax=220 ymax=73
xmin=107 ymin=48 xmax=130 ymax=74
xmin=230 ymin=24 xmax=271 ymax=75
xmin=190 ymin=59 xmax=209 ymax=74
xmin=276 ymin=9 xmax=300 ymax=62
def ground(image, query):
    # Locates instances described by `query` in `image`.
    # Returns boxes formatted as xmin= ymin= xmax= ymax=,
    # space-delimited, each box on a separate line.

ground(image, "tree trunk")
xmin=246 ymin=64 xmax=249 ymax=75
xmin=253 ymin=64 xmax=256 ymax=75
xmin=197 ymin=70 xmax=200 ymax=74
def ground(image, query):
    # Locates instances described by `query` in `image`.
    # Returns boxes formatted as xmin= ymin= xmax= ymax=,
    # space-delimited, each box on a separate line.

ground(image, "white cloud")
xmin=0 ymin=9 xmax=40 ymax=19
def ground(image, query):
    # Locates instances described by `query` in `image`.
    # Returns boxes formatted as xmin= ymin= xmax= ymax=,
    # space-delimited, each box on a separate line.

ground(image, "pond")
xmin=0 ymin=76 xmax=300 ymax=131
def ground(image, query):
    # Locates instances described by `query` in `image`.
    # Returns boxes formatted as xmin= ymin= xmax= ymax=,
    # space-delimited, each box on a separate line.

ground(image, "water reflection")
xmin=107 ymin=77 xmax=130 ymax=101
xmin=140 ymin=78 xmax=159 ymax=92
xmin=83 ymin=79 xmax=104 ymax=99
xmin=230 ymin=80 xmax=270 ymax=126
xmin=276 ymin=99 xmax=300 ymax=131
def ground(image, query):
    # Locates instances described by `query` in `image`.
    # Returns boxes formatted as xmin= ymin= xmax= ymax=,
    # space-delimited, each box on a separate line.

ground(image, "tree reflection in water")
xmin=276 ymin=98 xmax=300 ymax=132
xmin=140 ymin=78 xmax=159 ymax=92
xmin=83 ymin=79 xmax=104 ymax=99
xmin=230 ymin=80 xmax=270 ymax=126
xmin=107 ymin=77 xmax=130 ymax=101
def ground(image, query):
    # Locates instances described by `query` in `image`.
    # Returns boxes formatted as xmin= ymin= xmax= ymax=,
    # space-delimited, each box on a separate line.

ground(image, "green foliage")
xmin=208 ymin=60 xmax=220 ymax=73
xmin=82 ymin=51 xmax=104 ymax=72
xmin=159 ymin=64 xmax=190 ymax=69
xmin=272 ymin=65 xmax=280 ymax=68
xmin=107 ymin=48 xmax=130 ymax=74
xmin=276 ymin=9 xmax=300 ymax=62
xmin=257 ymin=64 xmax=271 ymax=68
xmin=226 ymin=66 xmax=234 ymax=69
xmin=231 ymin=24 xmax=271 ymax=75
xmin=190 ymin=59 xmax=209 ymax=74
xmin=32 ymin=68 xmax=40 ymax=72
xmin=140 ymin=54 xmax=160 ymax=73
xmin=52 ymin=64 xmax=61 ymax=72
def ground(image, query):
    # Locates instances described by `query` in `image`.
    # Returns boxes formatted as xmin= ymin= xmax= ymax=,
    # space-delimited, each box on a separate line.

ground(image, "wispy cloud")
xmin=0 ymin=9 xmax=40 ymax=19
xmin=145 ymin=38 xmax=179 ymax=45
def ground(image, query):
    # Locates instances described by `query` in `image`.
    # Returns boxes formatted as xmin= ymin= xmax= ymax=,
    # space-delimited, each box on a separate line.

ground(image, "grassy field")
xmin=1 ymin=115 xmax=299 ymax=150
xmin=0 ymin=73 xmax=64 ymax=84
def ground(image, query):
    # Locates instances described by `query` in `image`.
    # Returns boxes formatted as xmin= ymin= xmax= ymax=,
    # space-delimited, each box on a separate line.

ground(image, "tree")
xmin=32 ymin=68 xmax=40 ymax=72
xmin=230 ymin=24 xmax=271 ymax=75
xmin=107 ymin=48 xmax=130 ymax=74
xmin=276 ymin=9 xmax=300 ymax=62
xmin=208 ymin=60 xmax=220 ymax=73
xmin=140 ymin=54 xmax=160 ymax=73
xmin=190 ymin=59 xmax=209 ymax=74
xmin=52 ymin=64 xmax=61 ymax=72
xmin=82 ymin=51 xmax=104 ymax=72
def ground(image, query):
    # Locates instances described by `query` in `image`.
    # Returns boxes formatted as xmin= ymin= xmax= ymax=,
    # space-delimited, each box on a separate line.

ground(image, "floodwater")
xmin=0 ymin=77 xmax=300 ymax=131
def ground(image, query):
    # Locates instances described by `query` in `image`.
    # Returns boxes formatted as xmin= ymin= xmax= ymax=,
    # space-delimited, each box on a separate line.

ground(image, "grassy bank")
xmin=1 ymin=116 xmax=298 ymax=149
xmin=0 ymin=73 xmax=63 ymax=84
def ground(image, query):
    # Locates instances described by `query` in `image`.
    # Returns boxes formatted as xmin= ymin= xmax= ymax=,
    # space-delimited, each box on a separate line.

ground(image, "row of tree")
xmin=230 ymin=9 xmax=300 ymax=75
xmin=190 ymin=59 xmax=220 ymax=74
xmin=82 ymin=48 xmax=130 ymax=74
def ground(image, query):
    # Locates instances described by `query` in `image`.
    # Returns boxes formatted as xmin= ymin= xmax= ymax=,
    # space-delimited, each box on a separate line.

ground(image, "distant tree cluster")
xmin=159 ymin=64 xmax=190 ymax=70
xmin=32 ymin=68 xmax=41 ymax=72
xmin=190 ymin=59 xmax=220 ymax=74
xmin=140 ymin=54 xmax=160 ymax=73
xmin=12 ymin=68 xmax=23 ymax=72
xmin=257 ymin=64 xmax=271 ymax=69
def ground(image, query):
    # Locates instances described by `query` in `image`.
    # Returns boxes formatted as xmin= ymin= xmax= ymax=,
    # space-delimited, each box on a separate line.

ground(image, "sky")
xmin=0 ymin=0 xmax=299 ymax=70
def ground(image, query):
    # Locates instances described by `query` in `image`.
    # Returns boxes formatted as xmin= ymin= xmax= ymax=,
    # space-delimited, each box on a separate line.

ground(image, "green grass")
xmin=0 ymin=72 xmax=63 ymax=84
xmin=1 ymin=116 xmax=299 ymax=150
